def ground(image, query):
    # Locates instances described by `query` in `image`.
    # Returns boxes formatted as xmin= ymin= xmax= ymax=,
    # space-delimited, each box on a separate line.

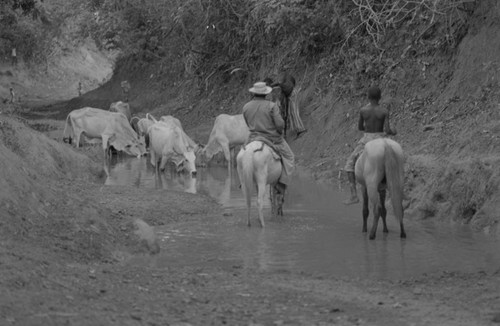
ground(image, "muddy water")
xmin=106 ymin=157 xmax=500 ymax=280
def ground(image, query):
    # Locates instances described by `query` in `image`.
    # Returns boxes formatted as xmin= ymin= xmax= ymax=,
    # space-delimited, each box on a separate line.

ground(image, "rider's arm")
xmin=242 ymin=104 xmax=250 ymax=127
xmin=271 ymin=103 xmax=285 ymax=134
xmin=357 ymin=112 xmax=365 ymax=131
xmin=384 ymin=110 xmax=397 ymax=136
xmin=243 ymin=113 xmax=249 ymax=127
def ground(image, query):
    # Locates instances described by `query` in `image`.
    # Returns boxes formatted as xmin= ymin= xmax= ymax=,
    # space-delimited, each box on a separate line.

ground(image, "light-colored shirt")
xmin=242 ymin=97 xmax=284 ymax=143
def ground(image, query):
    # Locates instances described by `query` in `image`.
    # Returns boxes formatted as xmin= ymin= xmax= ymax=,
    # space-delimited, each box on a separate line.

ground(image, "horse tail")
xmin=237 ymin=147 xmax=255 ymax=226
xmin=62 ymin=113 xmax=72 ymax=144
xmin=384 ymin=141 xmax=405 ymax=235
xmin=242 ymin=151 xmax=254 ymax=209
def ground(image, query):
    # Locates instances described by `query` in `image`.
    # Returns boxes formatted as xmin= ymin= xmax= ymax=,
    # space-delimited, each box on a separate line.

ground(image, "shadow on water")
xmin=106 ymin=156 xmax=500 ymax=280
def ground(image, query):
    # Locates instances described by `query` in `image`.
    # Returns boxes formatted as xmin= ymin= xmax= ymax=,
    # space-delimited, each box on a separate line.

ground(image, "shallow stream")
xmin=105 ymin=157 xmax=500 ymax=280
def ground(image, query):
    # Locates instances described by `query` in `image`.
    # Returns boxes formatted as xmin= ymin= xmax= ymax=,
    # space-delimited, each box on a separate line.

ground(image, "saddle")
xmin=243 ymin=135 xmax=281 ymax=161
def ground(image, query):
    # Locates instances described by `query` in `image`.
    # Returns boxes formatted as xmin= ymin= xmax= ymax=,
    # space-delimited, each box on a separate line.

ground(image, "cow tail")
xmin=147 ymin=113 xmax=157 ymax=123
xmin=130 ymin=116 xmax=140 ymax=134
xmin=384 ymin=141 xmax=404 ymax=226
xmin=62 ymin=113 xmax=72 ymax=144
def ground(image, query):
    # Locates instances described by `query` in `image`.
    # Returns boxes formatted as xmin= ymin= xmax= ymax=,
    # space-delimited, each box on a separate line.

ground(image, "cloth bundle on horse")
xmin=267 ymin=73 xmax=307 ymax=139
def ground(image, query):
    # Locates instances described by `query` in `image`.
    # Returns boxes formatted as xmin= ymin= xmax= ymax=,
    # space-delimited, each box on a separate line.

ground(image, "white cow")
xmin=63 ymin=107 xmax=146 ymax=173
xmin=149 ymin=114 xmax=201 ymax=154
xmin=159 ymin=115 xmax=182 ymax=128
xmin=148 ymin=121 xmax=197 ymax=176
xmin=109 ymin=101 xmax=132 ymax=122
xmin=200 ymin=114 xmax=250 ymax=169
xmin=129 ymin=116 xmax=154 ymax=148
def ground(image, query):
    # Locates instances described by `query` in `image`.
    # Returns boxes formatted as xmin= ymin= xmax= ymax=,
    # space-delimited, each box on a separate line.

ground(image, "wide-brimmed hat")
xmin=249 ymin=82 xmax=272 ymax=95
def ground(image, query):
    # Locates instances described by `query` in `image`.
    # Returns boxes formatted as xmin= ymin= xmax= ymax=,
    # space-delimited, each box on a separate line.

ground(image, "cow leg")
xmin=159 ymin=155 xmax=169 ymax=172
xmin=155 ymin=159 xmax=160 ymax=175
xmin=150 ymin=149 xmax=156 ymax=168
xmin=101 ymin=135 xmax=111 ymax=176
xmin=154 ymin=160 xmax=162 ymax=188
xmin=361 ymin=185 xmax=369 ymax=233
xmin=230 ymin=147 xmax=237 ymax=167
xmin=74 ymin=130 xmax=82 ymax=148
xmin=221 ymin=142 xmax=231 ymax=170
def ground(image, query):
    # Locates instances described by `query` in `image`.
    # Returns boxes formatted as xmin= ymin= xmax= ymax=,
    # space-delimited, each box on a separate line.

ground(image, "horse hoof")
xmin=400 ymin=232 xmax=407 ymax=239
xmin=369 ymin=234 xmax=376 ymax=240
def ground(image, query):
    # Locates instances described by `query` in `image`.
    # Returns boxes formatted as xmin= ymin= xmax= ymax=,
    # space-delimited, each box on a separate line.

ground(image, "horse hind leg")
xmin=270 ymin=186 xmax=277 ymax=217
xmin=378 ymin=185 xmax=388 ymax=233
xmin=270 ymin=185 xmax=284 ymax=217
xmin=277 ymin=193 xmax=284 ymax=216
xmin=256 ymin=182 xmax=267 ymax=227
xmin=361 ymin=186 xmax=369 ymax=233
xmin=368 ymin=185 xmax=381 ymax=240
xmin=236 ymin=157 xmax=252 ymax=227
xmin=400 ymin=221 xmax=407 ymax=239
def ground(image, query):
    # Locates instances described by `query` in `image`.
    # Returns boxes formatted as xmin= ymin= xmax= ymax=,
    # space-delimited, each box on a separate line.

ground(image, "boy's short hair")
xmin=367 ymin=86 xmax=381 ymax=101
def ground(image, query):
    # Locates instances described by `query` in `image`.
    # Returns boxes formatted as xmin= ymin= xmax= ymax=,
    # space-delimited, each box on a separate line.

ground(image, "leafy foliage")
xmin=1 ymin=0 xmax=478 ymax=95
xmin=0 ymin=0 xmax=47 ymax=62
xmin=12 ymin=0 xmax=37 ymax=14
xmin=96 ymin=0 xmax=473 ymax=93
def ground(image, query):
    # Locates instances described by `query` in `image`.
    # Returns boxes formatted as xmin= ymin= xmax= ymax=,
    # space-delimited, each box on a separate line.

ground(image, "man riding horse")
xmin=242 ymin=81 xmax=295 ymax=195
xmin=343 ymin=86 xmax=397 ymax=205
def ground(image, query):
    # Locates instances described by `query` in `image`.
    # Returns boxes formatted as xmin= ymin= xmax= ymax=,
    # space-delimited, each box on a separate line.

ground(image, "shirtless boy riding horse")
xmin=343 ymin=86 xmax=397 ymax=205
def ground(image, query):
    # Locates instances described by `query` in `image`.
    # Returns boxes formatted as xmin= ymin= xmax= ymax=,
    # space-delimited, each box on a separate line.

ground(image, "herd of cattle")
xmin=62 ymin=101 xmax=250 ymax=175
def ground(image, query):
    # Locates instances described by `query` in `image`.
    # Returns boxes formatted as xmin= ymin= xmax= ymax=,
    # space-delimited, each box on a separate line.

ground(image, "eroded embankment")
xmin=0 ymin=116 xmax=221 ymax=261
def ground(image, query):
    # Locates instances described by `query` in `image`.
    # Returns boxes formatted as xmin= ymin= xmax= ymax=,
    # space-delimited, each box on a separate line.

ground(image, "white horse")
xmin=236 ymin=141 xmax=284 ymax=227
xmin=355 ymin=138 xmax=406 ymax=239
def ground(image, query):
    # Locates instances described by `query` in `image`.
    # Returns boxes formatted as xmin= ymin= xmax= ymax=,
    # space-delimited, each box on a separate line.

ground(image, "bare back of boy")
xmin=359 ymin=103 xmax=391 ymax=134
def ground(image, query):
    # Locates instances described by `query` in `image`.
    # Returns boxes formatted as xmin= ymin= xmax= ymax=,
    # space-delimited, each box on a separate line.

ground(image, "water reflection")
xmin=105 ymin=156 xmax=197 ymax=193
xmin=195 ymin=164 xmax=234 ymax=205
xmin=105 ymin=156 xmax=260 ymax=208
xmin=107 ymin=157 xmax=500 ymax=280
